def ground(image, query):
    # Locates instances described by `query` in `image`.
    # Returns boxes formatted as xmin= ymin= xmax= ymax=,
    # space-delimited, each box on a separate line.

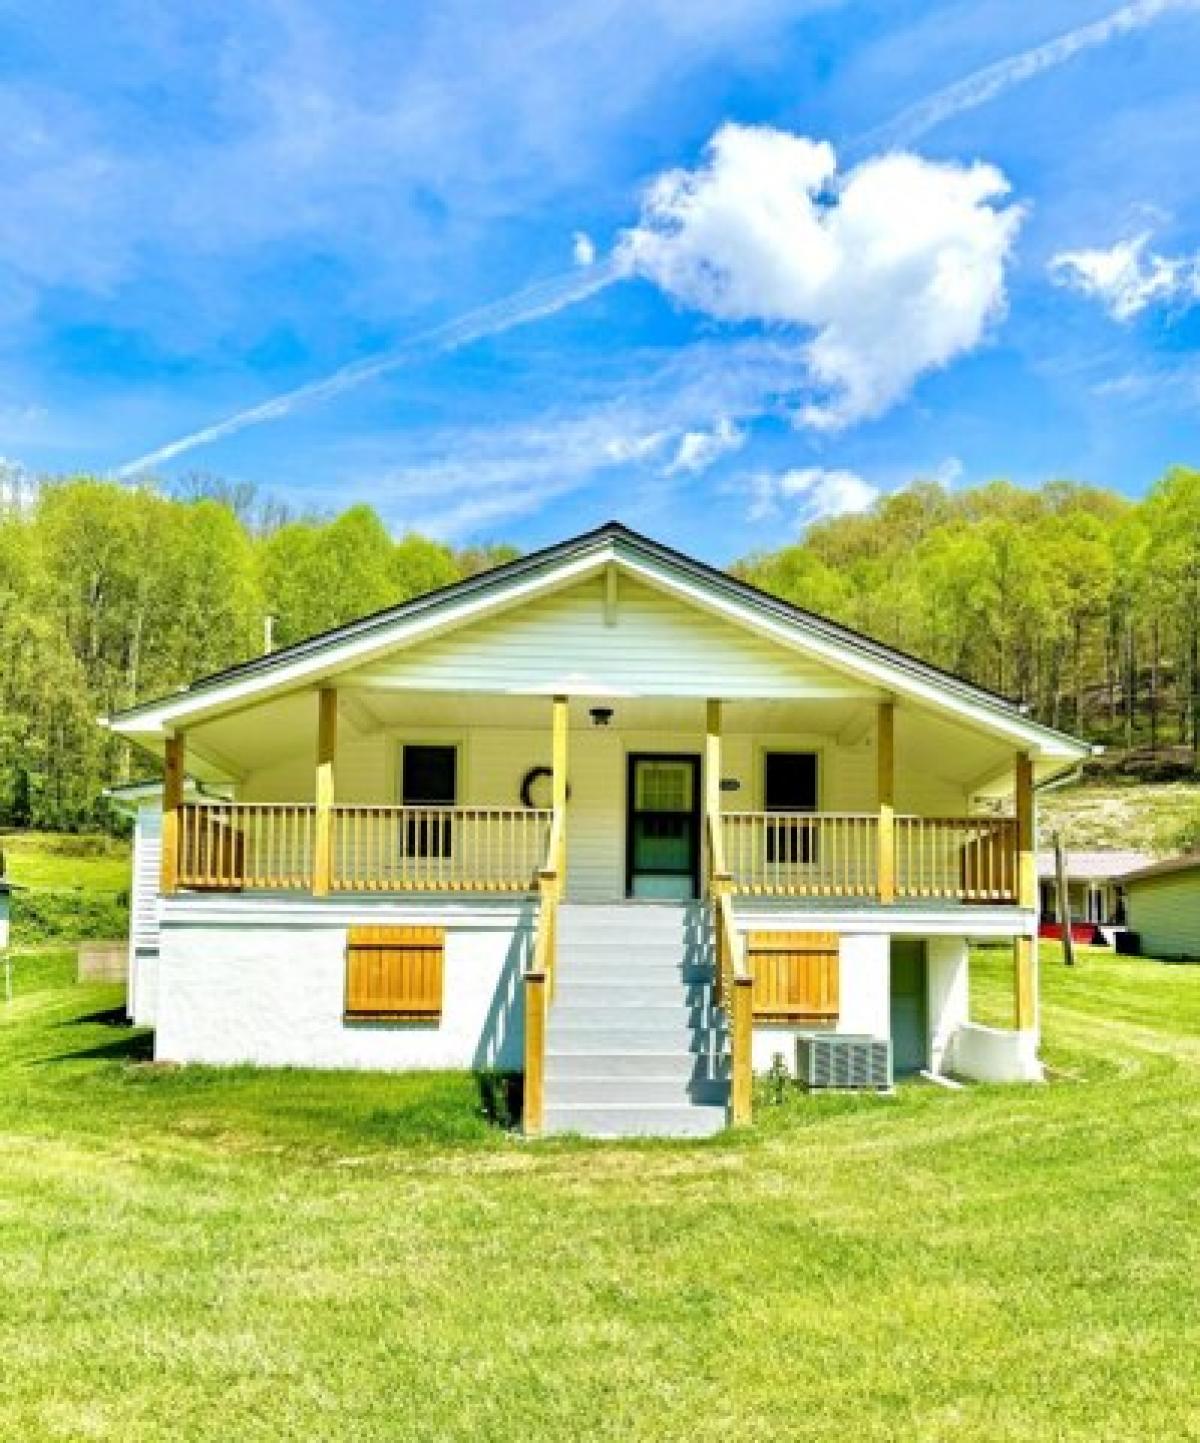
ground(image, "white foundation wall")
xmin=751 ymin=932 xmax=890 ymax=1072
xmin=156 ymin=909 xmax=532 ymax=1071
xmin=925 ymin=936 xmax=969 ymax=1075
xmin=129 ymin=948 xmax=160 ymax=1028
xmin=948 ymin=1023 xmax=1043 ymax=1083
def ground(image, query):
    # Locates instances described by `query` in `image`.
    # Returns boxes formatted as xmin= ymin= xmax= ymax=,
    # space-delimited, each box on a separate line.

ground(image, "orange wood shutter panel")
xmin=747 ymin=931 xmax=839 ymax=1023
xmin=345 ymin=925 xmax=444 ymax=1020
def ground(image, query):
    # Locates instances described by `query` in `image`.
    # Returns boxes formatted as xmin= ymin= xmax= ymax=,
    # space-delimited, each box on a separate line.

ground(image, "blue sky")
xmin=3 ymin=0 xmax=1200 ymax=560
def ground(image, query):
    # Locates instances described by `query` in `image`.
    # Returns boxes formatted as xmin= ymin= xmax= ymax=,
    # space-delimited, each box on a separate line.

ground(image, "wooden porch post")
xmin=160 ymin=733 xmax=185 ymax=895
xmin=524 ymin=970 xmax=546 ymax=1135
xmin=313 ymin=687 xmax=337 ymax=897
xmin=705 ymin=698 xmax=725 ymax=890
xmin=1014 ymin=934 xmax=1036 ymax=1032
xmin=877 ymin=701 xmax=895 ymax=903
xmin=552 ymin=694 xmax=568 ymax=884
xmin=1015 ymin=751 xmax=1035 ymax=909
xmin=1014 ymin=752 xmax=1036 ymax=1030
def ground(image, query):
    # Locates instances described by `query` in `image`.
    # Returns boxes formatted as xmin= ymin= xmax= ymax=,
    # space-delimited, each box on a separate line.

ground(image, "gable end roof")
xmin=104 ymin=520 xmax=1092 ymax=759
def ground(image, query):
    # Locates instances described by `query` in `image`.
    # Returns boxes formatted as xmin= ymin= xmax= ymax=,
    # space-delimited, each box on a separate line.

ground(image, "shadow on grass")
xmin=67 ymin=1006 xmax=131 ymax=1029
xmin=59 ymin=1031 xmax=155 ymax=1064
xmin=45 ymin=1004 xmax=154 ymax=1064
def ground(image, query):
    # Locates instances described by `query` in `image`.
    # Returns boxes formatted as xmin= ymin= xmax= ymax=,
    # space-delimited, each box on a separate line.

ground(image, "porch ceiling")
xmin=177 ymin=687 xmax=1039 ymax=797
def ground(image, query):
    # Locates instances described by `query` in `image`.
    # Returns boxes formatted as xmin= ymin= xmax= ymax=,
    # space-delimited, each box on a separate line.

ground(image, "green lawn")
xmin=1 ymin=942 xmax=1198 ymax=1442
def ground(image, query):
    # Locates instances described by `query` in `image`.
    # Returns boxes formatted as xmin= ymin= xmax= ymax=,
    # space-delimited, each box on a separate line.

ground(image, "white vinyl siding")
xmin=130 ymin=805 xmax=163 ymax=954
xmin=240 ymin=718 xmax=969 ymax=904
xmin=1126 ymin=870 xmax=1200 ymax=959
xmin=344 ymin=573 xmax=873 ymax=699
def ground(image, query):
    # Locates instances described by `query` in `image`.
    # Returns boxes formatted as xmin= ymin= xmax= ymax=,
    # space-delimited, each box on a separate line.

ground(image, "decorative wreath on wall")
xmin=520 ymin=766 xmax=570 ymax=809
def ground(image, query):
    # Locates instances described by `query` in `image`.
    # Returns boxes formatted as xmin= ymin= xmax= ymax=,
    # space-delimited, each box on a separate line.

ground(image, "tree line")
xmin=0 ymin=477 xmax=515 ymax=830
xmin=736 ymin=467 xmax=1200 ymax=766
xmin=2 ymin=467 xmax=1197 ymax=832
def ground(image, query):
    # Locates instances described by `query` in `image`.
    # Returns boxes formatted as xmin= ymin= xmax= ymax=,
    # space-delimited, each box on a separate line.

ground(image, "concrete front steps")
xmin=542 ymin=902 xmax=729 ymax=1138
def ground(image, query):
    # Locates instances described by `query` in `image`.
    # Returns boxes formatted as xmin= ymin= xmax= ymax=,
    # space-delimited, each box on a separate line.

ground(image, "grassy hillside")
xmin=0 ymin=830 xmax=131 ymax=942
xmin=1 ymin=938 xmax=1198 ymax=1441
xmin=1 ymin=829 xmax=131 ymax=892
xmin=1038 ymin=779 xmax=1200 ymax=853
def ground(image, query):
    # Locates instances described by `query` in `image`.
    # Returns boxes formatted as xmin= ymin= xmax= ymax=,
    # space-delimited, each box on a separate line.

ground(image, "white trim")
xmin=734 ymin=903 xmax=1036 ymax=938
xmin=161 ymin=893 xmax=537 ymax=929
xmin=107 ymin=529 xmax=1089 ymax=764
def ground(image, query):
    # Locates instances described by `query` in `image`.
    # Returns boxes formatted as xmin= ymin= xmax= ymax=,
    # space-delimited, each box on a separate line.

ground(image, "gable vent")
xmin=796 ymin=1033 xmax=892 ymax=1091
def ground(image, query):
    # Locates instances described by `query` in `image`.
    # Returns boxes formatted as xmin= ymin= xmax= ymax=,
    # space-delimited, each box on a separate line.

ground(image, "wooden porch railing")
xmin=177 ymin=802 xmax=314 ymax=891
xmin=176 ymin=801 xmax=552 ymax=894
xmin=330 ymin=805 xmax=551 ymax=893
xmin=721 ymin=812 xmax=879 ymax=898
xmin=720 ymin=811 xmax=1019 ymax=904
xmin=894 ymin=815 xmax=1018 ymax=902
xmin=707 ymin=813 xmax=752 ymax=1126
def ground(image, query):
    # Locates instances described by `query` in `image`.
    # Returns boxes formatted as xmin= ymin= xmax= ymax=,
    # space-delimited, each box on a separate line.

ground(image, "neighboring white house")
xmin=1036 ymin=849 xmax=1149 ymax=941
xmin=1123 ymin=855 xmax=1200 ymax=960
xmin=103 ymin=522 xmax=1091 ymax=1136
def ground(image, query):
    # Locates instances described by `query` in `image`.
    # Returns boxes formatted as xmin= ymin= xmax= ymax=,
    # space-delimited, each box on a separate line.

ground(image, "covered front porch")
xmin=160 ymin=689 xmax=1034 ymax=912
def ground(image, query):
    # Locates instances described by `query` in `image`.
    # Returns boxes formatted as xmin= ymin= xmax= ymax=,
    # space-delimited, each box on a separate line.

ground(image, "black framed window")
xmin=763 ymin=751 xmax=818 ymax=864
xmin=402 ymin=744 xmax=457 ymax=858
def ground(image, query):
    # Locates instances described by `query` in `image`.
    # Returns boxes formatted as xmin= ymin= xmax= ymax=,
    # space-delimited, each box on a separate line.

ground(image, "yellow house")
xmin=103 ymin=522 xmax=1091 ymax=1136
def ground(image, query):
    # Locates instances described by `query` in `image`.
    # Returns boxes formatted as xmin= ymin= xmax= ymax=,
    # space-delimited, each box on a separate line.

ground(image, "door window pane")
xmin=635 ymin=760 xmax=693 ymax=813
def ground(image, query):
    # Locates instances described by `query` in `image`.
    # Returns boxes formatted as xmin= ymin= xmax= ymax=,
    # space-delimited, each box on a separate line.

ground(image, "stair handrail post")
xmin=731 ymin=971 xmax=753 ymax=1126
xmin=523 ymin=969 xmax=546 ymax=1136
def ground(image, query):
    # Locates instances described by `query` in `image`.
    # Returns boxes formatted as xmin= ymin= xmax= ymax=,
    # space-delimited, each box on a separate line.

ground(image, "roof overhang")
xmin=103 ymin=523 xmax=1092 ymax=772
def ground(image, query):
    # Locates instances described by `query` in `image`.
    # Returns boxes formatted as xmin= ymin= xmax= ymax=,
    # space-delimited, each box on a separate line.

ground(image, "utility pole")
xmin=263 ymin=614 xmax=277 ymax=656
xmin=1053 ymin=830 xmax=1076 ymax=967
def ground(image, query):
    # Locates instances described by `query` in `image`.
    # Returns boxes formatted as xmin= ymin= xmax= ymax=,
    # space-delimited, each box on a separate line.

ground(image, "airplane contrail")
xmin=115 ymin=258 xmax=622 ymax=477
xmin=859 ymin=0 xmax=1200 ymax=150
xmin=116 ymin=0 xmax=1197 ymax=476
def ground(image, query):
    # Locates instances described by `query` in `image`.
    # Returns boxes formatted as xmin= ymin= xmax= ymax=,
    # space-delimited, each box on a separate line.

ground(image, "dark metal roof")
xmin=105 ymin=519 xmax=1086 ymax=748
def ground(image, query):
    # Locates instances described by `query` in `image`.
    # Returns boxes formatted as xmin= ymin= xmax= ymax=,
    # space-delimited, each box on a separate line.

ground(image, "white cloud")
xmin=618 ymin=123 xmax=1022 ymax=430
xmin=1049 ymin=231 xmax=1200 ymax=321
xmin=864 ymin=0 xmax=1200 ymax=148
xmin=663 ymin=416 xmax=745 ymax=475
xmin=603 ymin=430 xmax=673 ymax=463
xmin=933 ymin=455 xmax=965 ymax=488
xmin=748 ymin=465 xmax=880 ymax=525
xmin=572 ymin=231 xmax=598 ymax=266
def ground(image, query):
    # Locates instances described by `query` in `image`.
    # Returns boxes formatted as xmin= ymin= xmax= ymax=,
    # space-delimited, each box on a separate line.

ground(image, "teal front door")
xmin=626 ymin=754 xmax=701 ymax=900
xmin=889 ymin=941 xmax=928 ymax=1075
